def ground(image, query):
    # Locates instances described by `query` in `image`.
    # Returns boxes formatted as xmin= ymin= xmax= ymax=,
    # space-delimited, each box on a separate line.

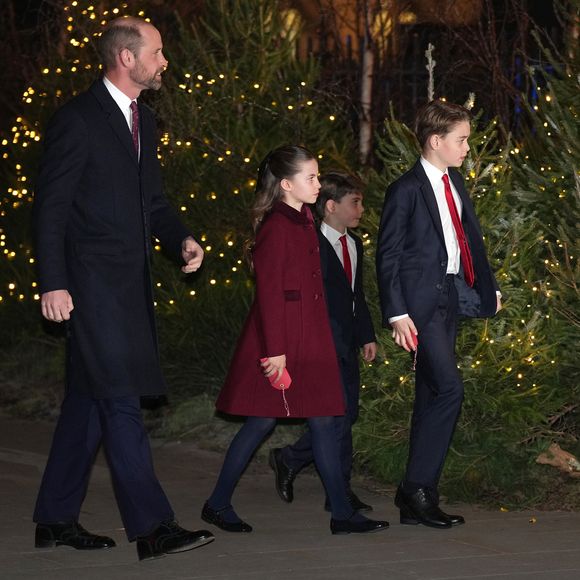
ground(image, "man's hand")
xmin=361 ymin=342 xmax=377 ymax=362
xmin=41 ymin=289 xmax=74 ymax=322
xmin=496 ymin=294 xmax=502 ymax=314
xmin=391 ymin=316 xmax=418 ymax=352
xmin=181 ymin=236 xmax=204 ymax=273
xmin=260 ymin=354 xmax=287 ymax=382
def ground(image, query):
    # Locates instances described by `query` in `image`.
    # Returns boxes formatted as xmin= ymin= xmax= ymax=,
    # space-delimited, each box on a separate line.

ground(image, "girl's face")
xmin=280 ymin=159 xmax=320 ymax=210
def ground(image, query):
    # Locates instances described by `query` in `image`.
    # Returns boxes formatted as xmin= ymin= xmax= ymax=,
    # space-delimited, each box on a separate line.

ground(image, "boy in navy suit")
xmin=269 ymin=172 xmax=378 ymax=513
xmin=376 ymin=99 xmax=501 ymax=528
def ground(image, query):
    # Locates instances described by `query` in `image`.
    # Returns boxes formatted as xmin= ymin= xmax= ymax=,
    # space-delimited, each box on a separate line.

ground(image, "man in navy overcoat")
xmin=32 ymin=17 xmax=214 ymax=560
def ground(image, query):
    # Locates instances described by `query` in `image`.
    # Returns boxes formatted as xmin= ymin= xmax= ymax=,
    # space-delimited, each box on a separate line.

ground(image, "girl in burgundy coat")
xmin=201 ymin=146 xmax=388 ymax=535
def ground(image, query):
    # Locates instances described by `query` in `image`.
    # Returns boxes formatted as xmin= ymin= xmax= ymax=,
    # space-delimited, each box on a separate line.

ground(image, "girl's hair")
xmin=250 ymin=145 xmax=316 ymax=233
xmin=244 ymin=144 xmax=316 ymax=267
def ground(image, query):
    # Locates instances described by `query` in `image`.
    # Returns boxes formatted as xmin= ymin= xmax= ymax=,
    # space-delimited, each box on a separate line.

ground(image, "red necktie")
xmin=339 ymin=235 xmax=353 ymax=288
xmin=130 ymin=101 xmax=139 ymax=154
xmin=442 ymin=174 xmax=474 ymax=287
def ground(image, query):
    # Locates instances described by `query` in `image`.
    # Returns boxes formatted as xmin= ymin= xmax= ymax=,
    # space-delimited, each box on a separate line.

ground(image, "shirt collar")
xmin=420 ymin=156 xmax=449 ymax=185
xmin=320 ymin=221 xmax=347 ymax=245
xmin=102 ymin=76 xmax=135 ymax=112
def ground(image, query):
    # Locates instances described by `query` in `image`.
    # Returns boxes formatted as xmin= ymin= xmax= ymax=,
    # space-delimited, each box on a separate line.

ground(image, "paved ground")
xmin=1 ymin=415 xmax=579 ymax=580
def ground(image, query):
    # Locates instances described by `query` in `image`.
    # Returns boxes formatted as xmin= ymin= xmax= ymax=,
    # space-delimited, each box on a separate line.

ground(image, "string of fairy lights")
xmin=0 ymin=0 xmax=576 ymax=396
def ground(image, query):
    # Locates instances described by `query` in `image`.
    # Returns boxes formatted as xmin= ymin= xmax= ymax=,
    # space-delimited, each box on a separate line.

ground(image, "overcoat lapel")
xmin=89 ymin=80 xmax=139 ymax=165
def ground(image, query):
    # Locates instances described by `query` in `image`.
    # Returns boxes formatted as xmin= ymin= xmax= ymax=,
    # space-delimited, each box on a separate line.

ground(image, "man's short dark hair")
xmin=315 ymin=171 xmax=364 ymax=219
xmin=415 ymin=99 xmax=471 ymax=149
xmin=97 ymin=22 xmax=144 ymax=70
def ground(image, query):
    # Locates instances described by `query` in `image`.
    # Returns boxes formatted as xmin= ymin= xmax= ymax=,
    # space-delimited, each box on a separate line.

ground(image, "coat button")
xmin=314 ymin=293 xmax=320 ymax=300
xmin=440 ymin=260 xmax=447 ymax=267
xmin=312 ymin=271 xmax=317 ymax=278
xmin=436 ymin=283 xmax=442 ymax=290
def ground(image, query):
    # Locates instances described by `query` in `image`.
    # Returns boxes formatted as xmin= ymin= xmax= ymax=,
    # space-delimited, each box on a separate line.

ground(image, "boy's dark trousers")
xmin=404 ymin=274 xmax=464 ymax=491
xmin=281 ymin=348 xmax=360 ymax=487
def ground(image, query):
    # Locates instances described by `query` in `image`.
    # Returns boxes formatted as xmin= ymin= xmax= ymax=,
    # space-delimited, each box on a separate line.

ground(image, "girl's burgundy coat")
xmin=216 ymin=201 xmax=346 ymax=418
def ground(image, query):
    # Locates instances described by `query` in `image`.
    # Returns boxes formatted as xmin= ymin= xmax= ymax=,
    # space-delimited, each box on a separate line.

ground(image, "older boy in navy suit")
xmin=269 ymin=172 xmax=378 ymax=513
xmin=376 ymin=100 xmax=501 ymax=528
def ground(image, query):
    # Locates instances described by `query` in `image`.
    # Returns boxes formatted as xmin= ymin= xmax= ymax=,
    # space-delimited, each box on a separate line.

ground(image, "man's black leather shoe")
xmin=330 ymin=516 xmax=389 ymax=535
xmin=269 ymin=448 xmax=297 ymax=503
xmin=136 ymin=521 xmax=214 ymax=561
xmin=395 ymin=486 xmax=452 ymax=529
xmin=324 ymin=490 xmax=373 ymax=512
xmin=201 ymin=502 xmax=253 ymax=533
xmin=35 ymin=522 xmax=116 ymax=550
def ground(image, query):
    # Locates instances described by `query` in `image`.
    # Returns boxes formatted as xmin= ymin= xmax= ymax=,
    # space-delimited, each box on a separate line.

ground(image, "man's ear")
xmin=119 ymin=48 xmax=135 ymax=68
xmin=325 ymin=199 xmax=336 ymax=214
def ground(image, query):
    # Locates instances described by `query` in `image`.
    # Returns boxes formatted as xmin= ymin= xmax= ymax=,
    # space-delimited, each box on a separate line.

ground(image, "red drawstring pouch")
xmin=260 ymin=359 xmax=292 ymax=416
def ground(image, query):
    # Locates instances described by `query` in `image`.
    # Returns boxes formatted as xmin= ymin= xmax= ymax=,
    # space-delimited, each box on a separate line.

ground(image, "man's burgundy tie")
xmin=339 ymin=234 xmax=353 ymax=288
xmin=130 ymin=101 xmax=139 ymax=154
xmin=442 ymin=173 xmax=474 ymax=287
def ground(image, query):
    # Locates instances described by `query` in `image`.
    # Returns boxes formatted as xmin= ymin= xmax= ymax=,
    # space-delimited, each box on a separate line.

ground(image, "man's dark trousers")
xmin=404 ymin=274 xmax=464 ymax=491
xmin=282 ymin=348 xmax=360 ymax=486
xmin=33 ymin=389 xmax=174 ymax=540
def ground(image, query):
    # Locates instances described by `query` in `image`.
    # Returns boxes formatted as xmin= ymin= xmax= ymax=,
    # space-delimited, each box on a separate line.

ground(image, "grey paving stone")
xmin=1 ymin=415 xmax=579 ymax=580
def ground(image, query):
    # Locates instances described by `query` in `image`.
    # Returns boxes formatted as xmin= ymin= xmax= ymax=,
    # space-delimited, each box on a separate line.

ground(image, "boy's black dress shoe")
xmin=324 ymin=490 xmax=373 ymax=512
xmin=415 ymin=486 xmax=465 ymax=525
xmin=35 ymin=522 xmax=116 ymax=550
xmin=395 ymin=486 xmax=453 ymax=529
xmin=330 ymin=516 xmax=389 ymax=535
xmin=395 ymin=485 xmax=465 ymax=526
xmin=201 ymin=502 xmax=253 ymax=533
xmin=269 ymin=448 xmax=297 ymax=503
xmin=136 ymin=521 xmax=214 ymax=561
xmin=442 ymin=511 xmax=465 ymax=525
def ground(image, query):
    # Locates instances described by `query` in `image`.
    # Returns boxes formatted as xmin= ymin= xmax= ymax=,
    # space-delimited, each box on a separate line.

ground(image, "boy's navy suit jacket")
xmin=318 ymin=229 xmax=376 ymax=359
xmin=376 ymin=159 xmax=500 ymax=330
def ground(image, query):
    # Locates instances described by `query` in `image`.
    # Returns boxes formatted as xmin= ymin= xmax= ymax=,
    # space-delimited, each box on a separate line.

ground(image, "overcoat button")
xmin=436 ymin=283 xmax=443 ymax=290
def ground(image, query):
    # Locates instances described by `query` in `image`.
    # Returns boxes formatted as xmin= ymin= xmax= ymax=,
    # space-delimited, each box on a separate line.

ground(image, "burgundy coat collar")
xmin=272 ymin=200 xmax=314 ymax=225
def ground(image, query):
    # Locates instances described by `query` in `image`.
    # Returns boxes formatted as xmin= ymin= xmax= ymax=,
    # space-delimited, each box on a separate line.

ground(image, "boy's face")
xmin=327 ymin=192 xmax=364 ymax=229
xmin=431 ymin=120 xmax=471 ymax=169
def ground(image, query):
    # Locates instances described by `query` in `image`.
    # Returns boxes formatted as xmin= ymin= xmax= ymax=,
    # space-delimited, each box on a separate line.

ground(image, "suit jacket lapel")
xmin=318 ymin=229 xmax=353 ymax=293
xmin=89 ymin=80 xmax=139 ymax=166
xmin=449 ymin=169 xmax=474 ymax=226
xmin=413 ymin=161 xmax=446 ymax=247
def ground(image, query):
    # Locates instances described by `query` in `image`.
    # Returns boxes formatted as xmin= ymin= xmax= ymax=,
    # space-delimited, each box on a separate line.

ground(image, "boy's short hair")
xmin=415 ymin=99 xmax=471 ymax=150
xmin=315 ymin=171 xmax=364 ymax=218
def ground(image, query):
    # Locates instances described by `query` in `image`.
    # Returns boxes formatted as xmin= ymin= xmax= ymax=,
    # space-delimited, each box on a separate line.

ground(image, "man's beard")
xmin=130 ymin=59 xmax=163 ymax=90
